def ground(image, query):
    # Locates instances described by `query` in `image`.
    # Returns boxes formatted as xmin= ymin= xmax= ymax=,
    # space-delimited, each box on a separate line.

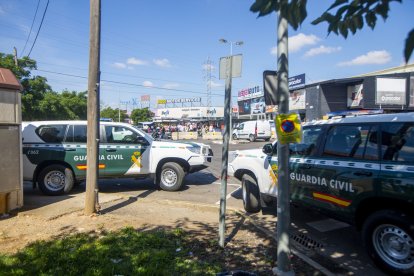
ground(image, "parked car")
xmin=22 ymin=121 xmax=212 ymax=195
xmin=229 ymin=112 xmax=414 ymax=274
xmin=232 ymin=120 xmax=271 ymax=142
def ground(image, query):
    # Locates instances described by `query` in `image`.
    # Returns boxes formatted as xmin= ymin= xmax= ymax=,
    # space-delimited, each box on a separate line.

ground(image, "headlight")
xmin=187 ymin=146 xmax=201 ymax=154
xmin=228 ymin=152 xmax=238 ymax=163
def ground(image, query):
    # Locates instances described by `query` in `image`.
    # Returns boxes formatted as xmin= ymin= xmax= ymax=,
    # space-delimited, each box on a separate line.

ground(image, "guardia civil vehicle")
xmin=22 ymin=121 xmax=212 ymax=196
xmin=228 ymin=112 xmax=414 ymax=274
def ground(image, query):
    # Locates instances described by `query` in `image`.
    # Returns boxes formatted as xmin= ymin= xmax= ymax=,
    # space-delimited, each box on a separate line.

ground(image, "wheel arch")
xmin=355 ymin=197 xmax=414 ymax=230
xmin=155 ymin=158 xmax=189 ymax=178
xmin=33 ymin=160 xmax=76 ymax=186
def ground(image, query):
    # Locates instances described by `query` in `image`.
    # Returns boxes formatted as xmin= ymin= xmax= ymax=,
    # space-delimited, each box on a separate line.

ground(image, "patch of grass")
xmin=0 ymin=227 xmax=221 ymax=276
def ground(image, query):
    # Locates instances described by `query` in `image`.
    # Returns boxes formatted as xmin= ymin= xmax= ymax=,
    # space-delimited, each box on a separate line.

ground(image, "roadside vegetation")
xmin=0 ymin=227 xmax=221 ymax=275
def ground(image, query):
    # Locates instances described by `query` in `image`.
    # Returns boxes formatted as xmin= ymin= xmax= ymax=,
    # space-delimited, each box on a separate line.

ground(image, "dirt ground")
xmin=0 ymin=198 xmax=323 ymax=275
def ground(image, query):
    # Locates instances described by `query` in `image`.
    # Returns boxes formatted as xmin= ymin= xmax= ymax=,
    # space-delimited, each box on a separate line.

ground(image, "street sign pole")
xmin=274 ymin=8 xmax=294 ymax=275
xmin=219 ymin=55 xmax=232 ymax=248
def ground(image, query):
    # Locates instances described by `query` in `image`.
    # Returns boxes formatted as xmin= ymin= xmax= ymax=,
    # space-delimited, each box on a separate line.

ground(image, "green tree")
xmin=101 ymin=106 xmax=127 ymax=122
xmin=130 ymin=107 xmax=154 ymax=124
xmin=1 ymin=52 xmax=88 ymax=120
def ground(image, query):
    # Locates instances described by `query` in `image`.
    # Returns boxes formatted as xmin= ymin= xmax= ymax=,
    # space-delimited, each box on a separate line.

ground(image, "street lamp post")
xmin=219 ymin=39 xmax=243 ymax=141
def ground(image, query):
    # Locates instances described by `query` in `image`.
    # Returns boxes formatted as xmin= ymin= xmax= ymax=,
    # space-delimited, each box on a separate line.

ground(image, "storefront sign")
xmin=375 ymin=77 xmax=406 ymax=105
xmin=156 ymin=107 xmax=224 ymax=118
xmin=157 ymin=97 xmax=201 ymax=105
xmin=289 ymin=74 xmax=305 ymax=90
xmin=237 ymin=86 xmax=263 ymax=101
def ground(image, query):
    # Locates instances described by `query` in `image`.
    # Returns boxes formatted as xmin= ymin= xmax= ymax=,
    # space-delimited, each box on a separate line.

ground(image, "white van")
xmin=232 ymin=120 xmax=271 ymax=142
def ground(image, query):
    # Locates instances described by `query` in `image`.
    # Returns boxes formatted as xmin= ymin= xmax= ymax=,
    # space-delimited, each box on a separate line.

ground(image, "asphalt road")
xmin=22 ymin=138 xmax=384 ymax=275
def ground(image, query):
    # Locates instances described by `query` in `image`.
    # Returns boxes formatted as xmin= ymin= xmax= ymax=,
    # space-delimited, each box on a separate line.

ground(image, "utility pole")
xmin=274 ymin=7 xmax=294 ymax=276
xmin=85 ymin=0 xmax=101 ymax=215
xmin=219 ymin=55 xmax=232 ymax=248
xmin=13 ymin=47 xmax=18 ymax=67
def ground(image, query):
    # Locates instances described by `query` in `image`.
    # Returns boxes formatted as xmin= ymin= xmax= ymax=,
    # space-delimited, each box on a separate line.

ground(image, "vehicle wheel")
xmin=242 ymin=174 xmax=261 ymax=213
xmin=362 ymin=209 xmax=414 ymax=274
xmin=232 ymin=133 xmax=238 ymax=140
xmin=249 ymin=134 xmax=256 ymax=142
xmin=159 ymin=162 xmax=185 ymax=191
xmin=264 ymin=138 xmax=270 ymax=142
xmin=38 ymin=165 xmax=74 ymax=195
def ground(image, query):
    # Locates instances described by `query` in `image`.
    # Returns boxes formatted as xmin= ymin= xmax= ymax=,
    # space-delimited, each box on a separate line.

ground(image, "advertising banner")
xmin=237 ymin=86 xmax=263 ymax=101
xmin=157 ymin=97 xmax=201 ymax=105
xmin=237 ymin=96 xmax=265 ymax=115
xmin=347 ymin=84 xmax=364 ymax=108
xmin=376 ymin=77 xmax=407 ymax=105
xmin=289 ymin=89 xmax=306 ymax=110
xmin=141 ymin=95 xmax=150 ymax=102
xmin=288 ymin=74 xmax=306 ymax=90
xmin=156 ymin=107 xmax=224 ymax=118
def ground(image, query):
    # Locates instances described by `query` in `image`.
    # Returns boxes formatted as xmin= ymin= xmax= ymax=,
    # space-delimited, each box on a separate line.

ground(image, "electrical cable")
xmin=27 ymin=0 xmax=50 ymax=57
xmin=21 ymin=0 xmax=41 ymax=57
xmin=34 ymin=69 xmax=225 ymax=97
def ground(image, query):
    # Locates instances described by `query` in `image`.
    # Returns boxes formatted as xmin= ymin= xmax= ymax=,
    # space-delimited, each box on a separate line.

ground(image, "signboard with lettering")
xmin=237 ymin=86 xmax=263 ymax=101
xmin=157 ymin=97 xmax=201 ymax=105
xmin=289 ymin=74 xmax=306 ymax=90
xmin=156 ymin=107 xmax=224 ymax=118
xmin=375 ymin=77 xmax=407 ymax=105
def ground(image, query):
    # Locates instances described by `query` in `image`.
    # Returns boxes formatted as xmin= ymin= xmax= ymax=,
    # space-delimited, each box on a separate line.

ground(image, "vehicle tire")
xmin=264 ymin=138 xmax=270 ymax=142
xmin=242 ymin=174 xmax=261 ymax=213
xmin=249 ymin=134 xmax=256 ymax=142
xmin=38 ymin=165 xmax=74 ymax=196
xmin=232 ymin=133 xmax=238 ymax=140
xmin=362 ymin=209 xmax=414 ymax=275
xmin=159 ymin=162 xmax=185 ymax=191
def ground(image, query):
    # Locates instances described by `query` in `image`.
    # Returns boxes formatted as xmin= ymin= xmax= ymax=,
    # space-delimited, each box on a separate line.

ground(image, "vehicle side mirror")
xmin=262 ymin=143 xmax=274 ymax=156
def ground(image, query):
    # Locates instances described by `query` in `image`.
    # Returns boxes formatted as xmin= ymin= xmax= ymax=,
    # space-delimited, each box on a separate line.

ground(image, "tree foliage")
xmin=130 ymin=107 xmax=154 ymax=124
xmin=0 ymin=52 xmax=87 ymax=120
xmin=250 ymin=0 xmax=413 ymax=63
xmin=312 ymin=0 xmax=412 ymax=63
xmin=101 ymin=106 xmax=127 ymax=122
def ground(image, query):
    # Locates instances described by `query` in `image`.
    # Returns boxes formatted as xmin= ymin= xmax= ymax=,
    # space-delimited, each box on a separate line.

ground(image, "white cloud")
xmin=127 ymin=57 xmax=147 ymax=65
xmin=210 ymin=80 xmax=223 ymax=88
xmin=163 ymin=83 xmax=179 ymax=89
xmin=271 ymin=33 xmax=320 ymax=55
xmin=338 ymin=50 xmax=391 ymax=66
xmin=304 ymin=45 xmax=342 ymax=57
xmin=153 ymin=58 xmax=171 ymax=68
xmin=143 ymin=81 xmax=154 ymax=87
xmin=113 ymin=62 xmax=126 ymax=69
xmin=202 ymin=63 xmax=215 ymax=70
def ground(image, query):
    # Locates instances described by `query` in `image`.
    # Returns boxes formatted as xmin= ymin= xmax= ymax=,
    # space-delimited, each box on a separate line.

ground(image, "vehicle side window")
xmin=36 ymin=125 xmax=67 ymax=143
xmin=322 ymin=125 xmax=372 ymax=159
xmin=382 ymin=123 xmax=414 ymax=163
xmin=66 ymin=125 xmax=87 ymax=143
xmin=290 ymin=126 xmax=324 ymax=157
xmin=105 ymin=126 xmax=139 ymax=144
xmin=239 ymin=124 xmax=244 ymax=130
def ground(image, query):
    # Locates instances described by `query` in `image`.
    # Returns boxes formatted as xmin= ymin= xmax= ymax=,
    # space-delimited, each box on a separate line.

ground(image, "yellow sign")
xmin=157 ymin=99 xmax=167 ymax=104
xmin=275 ymin=113 xmax=302 ymax=144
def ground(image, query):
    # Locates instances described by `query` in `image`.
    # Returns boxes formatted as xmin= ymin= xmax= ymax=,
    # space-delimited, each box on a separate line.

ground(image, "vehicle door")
xmin=289 ymin=125 xmax=325 ymax=204
xmin=238 ymin=123 xmax=246 ymax=138
xmin=379 ymin=122 xmax=414 ymax=203
xmin=102 ymin=125 xmax=151 ymax=177
xmin=300 ymin=124 xmax=380 ymax=221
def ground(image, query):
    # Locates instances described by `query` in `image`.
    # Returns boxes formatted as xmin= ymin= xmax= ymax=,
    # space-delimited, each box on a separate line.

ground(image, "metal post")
xmin=274 ymin=8 xmax=294 ymax=275
xmin=85 ymin=0 xmax=101 ymax=215
xmin=219 ymin=55 xmax=232 ymax=248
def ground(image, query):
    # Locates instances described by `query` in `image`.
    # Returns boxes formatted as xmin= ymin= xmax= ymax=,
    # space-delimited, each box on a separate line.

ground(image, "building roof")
xmin=0 ymin=68 xmax=23 ymax=91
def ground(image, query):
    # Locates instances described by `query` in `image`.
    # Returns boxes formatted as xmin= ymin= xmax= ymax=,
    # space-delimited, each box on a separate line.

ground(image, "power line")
xmin=27 ymin=0 xmax=50 ymax=57
xmin=34 ymin=69 xmax=225 ymax=97
xmin=21 ymin=0 xmax=41 ymax=56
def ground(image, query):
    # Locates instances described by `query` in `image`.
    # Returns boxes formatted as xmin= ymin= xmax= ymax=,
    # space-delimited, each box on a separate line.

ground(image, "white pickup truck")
xmin=22 ymin=121 xmax=213 ymax=195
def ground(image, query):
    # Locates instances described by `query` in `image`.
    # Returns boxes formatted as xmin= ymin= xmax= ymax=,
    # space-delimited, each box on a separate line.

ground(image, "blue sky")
xmin=0 ymin=0 xmax=413 ymax=111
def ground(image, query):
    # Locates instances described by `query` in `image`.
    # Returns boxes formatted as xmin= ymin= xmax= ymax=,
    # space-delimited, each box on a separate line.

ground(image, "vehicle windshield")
xmin=132 ymin=125 xmax=154 ymax=142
